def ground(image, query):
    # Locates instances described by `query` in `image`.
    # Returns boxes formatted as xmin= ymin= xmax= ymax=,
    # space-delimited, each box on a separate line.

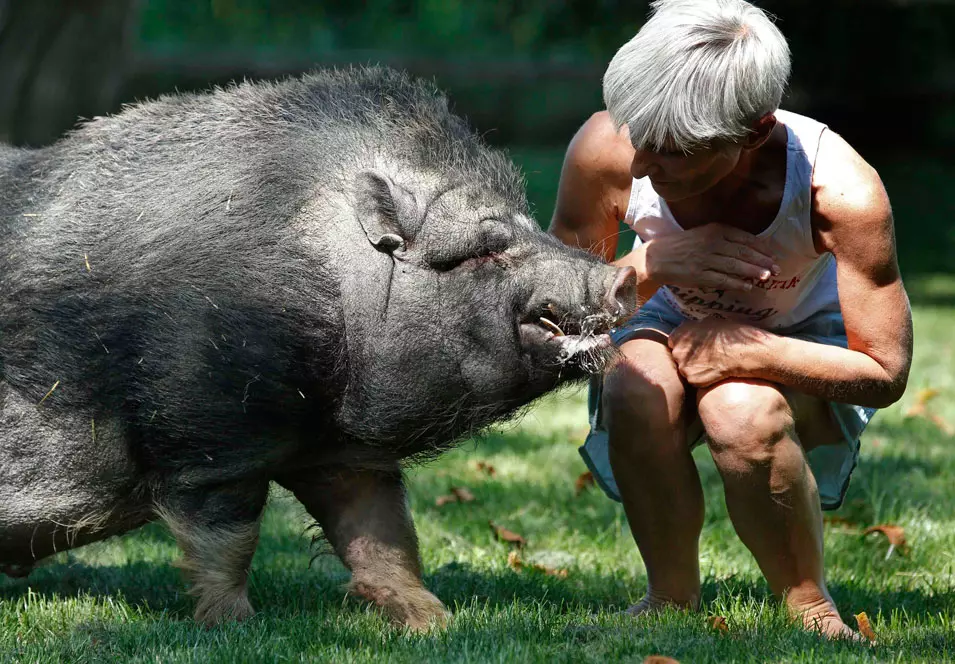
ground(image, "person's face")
xmin=629 ymin=140 xmax=743 ymax=202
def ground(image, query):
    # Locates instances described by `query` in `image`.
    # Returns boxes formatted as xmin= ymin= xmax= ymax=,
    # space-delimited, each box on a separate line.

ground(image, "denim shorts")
xmin=580 ymin=293 xmax=878 ymax=511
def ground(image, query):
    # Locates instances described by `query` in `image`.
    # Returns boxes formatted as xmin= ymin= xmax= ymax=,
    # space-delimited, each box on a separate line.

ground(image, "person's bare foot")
xmin=803 ymin=611 xmax=862 ymax=641
xmin=787 ymin=588 xmax=862 ymax=642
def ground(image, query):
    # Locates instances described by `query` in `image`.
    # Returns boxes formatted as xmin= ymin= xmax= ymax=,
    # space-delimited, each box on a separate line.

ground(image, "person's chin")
xmin=650 ymin=179 xmax=687 ymax=201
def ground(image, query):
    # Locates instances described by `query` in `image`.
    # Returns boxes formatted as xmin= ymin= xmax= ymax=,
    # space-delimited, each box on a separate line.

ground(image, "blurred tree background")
xmin=1 ymin=0 xmax=953 ymax=281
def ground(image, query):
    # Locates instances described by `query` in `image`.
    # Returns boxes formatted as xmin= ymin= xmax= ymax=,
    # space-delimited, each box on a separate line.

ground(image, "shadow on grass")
xmin=2 ymin=523 xmax=953 ymax=630
xmin=4 ymin=561 xmax=954 ymax=663
xmin=3 ymin=556 xmax=953 ymax=624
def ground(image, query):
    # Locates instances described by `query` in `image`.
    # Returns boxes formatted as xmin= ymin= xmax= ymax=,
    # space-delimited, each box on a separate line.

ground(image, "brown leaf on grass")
xmin=507 ymin=550 xmax=523 ymax=571
xmin=489 ymin=521 xmax=526 ymax=548
xmin=905 ymin=387 xmax=940 ymax=418
xmin=707 ymin=615 xmax=729 ymax=634
xmin=539 ymin=564 xmax=569 ymax=579
xmin=450 ymin=486 xmax=475 ymax=502
xmin=435 ymin=486 xmax=475 ymax=507
xmin=643 ymin=657 xmax=681 ymax=664
xmin=854 ymin=612 xmax=877 ymax=642
xmin=506 ymin=550 xmax=568 ymax=578
xmin=475 ymin=461 xmax=497 ymax=477
xmin=574 ymin=471 xmax=595 ymax=496
xmin=862 ymin=524 xmax=908 ymax=559
xmin=929 ymin=413 xmax=955 ymax=436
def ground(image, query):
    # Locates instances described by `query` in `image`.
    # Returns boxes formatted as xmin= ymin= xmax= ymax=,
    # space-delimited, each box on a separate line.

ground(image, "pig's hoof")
xmin=351 ymin=581 xmax=449 ymax=632
xmin=194 ymin=589 xmax=256 ymax=627
xmin=0 ymin=563 xmax=33 ymax=578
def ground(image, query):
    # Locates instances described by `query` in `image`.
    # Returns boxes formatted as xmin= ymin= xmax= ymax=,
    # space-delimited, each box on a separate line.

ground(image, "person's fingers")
xmin=698 ymin=269 xmax=754 ymax=292
xmin=704 ymin=254 xmax=773 ymax=281
xmin=713 ymin=239 xmax=779 ymax=274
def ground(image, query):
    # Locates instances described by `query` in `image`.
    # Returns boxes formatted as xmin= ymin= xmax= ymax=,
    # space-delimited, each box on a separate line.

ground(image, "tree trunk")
xmin=0 ymin=0 xmax=139 ymax=147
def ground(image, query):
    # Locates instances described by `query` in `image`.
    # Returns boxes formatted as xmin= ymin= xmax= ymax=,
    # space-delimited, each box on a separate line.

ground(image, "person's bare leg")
xmin=278 ymin=465 xmax=447 ymax=631
xmin=604 ymin=335 xmax=704 ymax=614
xmin=697 ymin=379 xmax=855 ymax=639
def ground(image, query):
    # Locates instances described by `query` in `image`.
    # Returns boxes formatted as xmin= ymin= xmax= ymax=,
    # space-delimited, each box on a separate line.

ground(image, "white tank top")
xmin=624 ymin=110 xmax=840 ymax=331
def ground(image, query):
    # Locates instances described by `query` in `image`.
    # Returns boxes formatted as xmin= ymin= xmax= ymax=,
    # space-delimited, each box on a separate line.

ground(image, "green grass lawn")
xmin=2 ymin=151 xmax=954 ymax=663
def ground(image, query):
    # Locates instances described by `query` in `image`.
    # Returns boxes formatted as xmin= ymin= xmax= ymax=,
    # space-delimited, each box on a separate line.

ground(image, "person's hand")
xmin=668 ymin=318 xmax=771 ymax=387
xmin=643 ymin=223 xmax=779 ymax=291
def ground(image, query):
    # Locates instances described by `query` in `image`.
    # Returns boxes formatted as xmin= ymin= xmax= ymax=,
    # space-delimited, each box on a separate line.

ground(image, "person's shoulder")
xmin=563 ymin=111 xmax=634 ymax=189
xmin=812 ymin=128 xmax=892 ymax=231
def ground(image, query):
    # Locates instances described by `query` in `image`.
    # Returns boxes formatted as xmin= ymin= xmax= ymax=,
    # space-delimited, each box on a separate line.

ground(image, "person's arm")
xmin=547 ymin=112 xmax=663 ymax=302
xmin=548 ymin=111 xmax=632 ymax=260
xmin=669 ymin=130 xmax=912 ymax=408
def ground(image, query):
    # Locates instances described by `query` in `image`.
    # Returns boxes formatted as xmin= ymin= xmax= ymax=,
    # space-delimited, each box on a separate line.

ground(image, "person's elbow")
xmin=868 ymin=358 xmax=911 ymax=409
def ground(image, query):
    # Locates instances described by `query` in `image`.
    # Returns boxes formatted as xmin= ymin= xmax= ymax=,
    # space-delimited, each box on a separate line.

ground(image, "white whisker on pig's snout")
xmin=554 ymin=333 xmax=617 ymax=374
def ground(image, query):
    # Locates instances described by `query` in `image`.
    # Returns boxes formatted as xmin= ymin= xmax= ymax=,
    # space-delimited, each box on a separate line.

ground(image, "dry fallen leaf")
xmin=450 ymin=486 xmax=475 ymax=502
xmin=539 ymin=564 xmax=569 ymax=578
xmin=435 ymin=486 xmax=475 ymax=507
xmin=929 ymin=413 xmax=955 ymax=436
xmin=489 ymin=521 xmax=527 ymax=548
xmin=708 ymin=615 xmax=729 ymax=634
xmin=863 ymin=524 xmax=908 ymax=559
xmin=854 ymin=612 xmax=877 ymax=642
xmin=475 ymin=461 xmax=497 ymax=477
xmin=507 ymin=550 xmax=523 ymax=571
xmin=575 ymin=471 xmax=595 ymax=496
xmin=643 ymin=657 xmax=681 ymax=664
xmin=905 ymin=387 xmax=940 ymax=418
xmin=506 ymin=550 xmax=569 ymax=578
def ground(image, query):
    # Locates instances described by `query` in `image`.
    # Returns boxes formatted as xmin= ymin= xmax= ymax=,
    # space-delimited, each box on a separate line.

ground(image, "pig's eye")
xmin=431 ymin=236 xmax=510 ymax=272
xmin=431 ymin=248 xmax=499 ymax=272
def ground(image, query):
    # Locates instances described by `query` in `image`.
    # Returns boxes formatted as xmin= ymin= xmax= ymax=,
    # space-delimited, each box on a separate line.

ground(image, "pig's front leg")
xmin=278 ymin=465 xmax=448 ymax=631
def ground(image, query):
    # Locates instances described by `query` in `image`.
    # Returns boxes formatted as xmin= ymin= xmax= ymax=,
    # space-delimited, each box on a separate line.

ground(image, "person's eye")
xmin=656 ymin=147 xmax=683 ymax=157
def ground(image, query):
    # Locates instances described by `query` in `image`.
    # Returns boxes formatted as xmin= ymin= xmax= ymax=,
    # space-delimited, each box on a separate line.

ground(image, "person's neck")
xmin=680 ymin=148 xmax=761 ymax=212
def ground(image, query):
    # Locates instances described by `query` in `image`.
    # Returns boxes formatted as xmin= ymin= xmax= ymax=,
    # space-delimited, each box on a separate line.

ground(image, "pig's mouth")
xmin=518 ymin=308 xmax=622 ymax=374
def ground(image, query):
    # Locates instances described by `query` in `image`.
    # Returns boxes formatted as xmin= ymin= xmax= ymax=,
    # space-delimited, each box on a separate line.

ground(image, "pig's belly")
xmin=0 ymin=382 xmax=151 ymax=565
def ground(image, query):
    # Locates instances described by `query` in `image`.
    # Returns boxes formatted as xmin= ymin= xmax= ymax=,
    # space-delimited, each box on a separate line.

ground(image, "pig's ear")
xmin=355 ymin=170 xmax=415 ymax=257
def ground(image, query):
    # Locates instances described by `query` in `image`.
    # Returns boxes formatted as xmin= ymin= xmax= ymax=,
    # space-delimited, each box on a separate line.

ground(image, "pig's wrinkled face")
xmin=335 ymin=170 xmax=636 ymax=451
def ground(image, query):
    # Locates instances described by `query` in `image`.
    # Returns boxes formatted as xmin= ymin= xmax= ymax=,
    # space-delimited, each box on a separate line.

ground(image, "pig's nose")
xmin=605 ymin=267 xmax=637 ymax=317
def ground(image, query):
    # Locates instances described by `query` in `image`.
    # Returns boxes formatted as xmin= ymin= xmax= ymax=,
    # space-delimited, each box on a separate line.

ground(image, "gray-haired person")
xmin=550 ymin=0 xmax=911 ymax=638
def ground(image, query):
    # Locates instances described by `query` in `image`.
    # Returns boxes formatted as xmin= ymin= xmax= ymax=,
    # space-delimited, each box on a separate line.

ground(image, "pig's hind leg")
xmin=278 ymin=466 xmax=448 ymax=631
xmin=157 ymin=480 xmax=269 ymax=626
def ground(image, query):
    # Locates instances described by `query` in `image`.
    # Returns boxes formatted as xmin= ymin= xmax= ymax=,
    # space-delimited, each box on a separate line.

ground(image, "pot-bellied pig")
xmin=0 ymin=67 xmax=636 ymax=629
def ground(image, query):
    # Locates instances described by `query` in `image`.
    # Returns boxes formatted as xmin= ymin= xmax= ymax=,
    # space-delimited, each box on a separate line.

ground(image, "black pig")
xmin=0 ymin=67 xmax=636 ymax=629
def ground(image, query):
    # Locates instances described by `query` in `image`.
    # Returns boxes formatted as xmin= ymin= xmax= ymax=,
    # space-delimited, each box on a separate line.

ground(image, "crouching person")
xmin=549 ymin=0 xmax=912 ymax=638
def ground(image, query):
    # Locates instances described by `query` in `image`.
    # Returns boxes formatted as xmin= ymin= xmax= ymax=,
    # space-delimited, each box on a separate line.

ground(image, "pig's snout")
xmin=604 ymin=267 xmax=638 ymax=318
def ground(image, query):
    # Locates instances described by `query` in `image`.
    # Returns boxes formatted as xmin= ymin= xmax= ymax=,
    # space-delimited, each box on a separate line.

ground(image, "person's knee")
xmin=698 ymin=381 xmax=795 ymax=473
xmin=602 ymin=354 xmax=685 ymax=434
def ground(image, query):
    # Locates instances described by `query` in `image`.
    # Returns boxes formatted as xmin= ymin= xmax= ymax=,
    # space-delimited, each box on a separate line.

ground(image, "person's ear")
xmin=741 ymin=113 xmax=777 ymax=151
